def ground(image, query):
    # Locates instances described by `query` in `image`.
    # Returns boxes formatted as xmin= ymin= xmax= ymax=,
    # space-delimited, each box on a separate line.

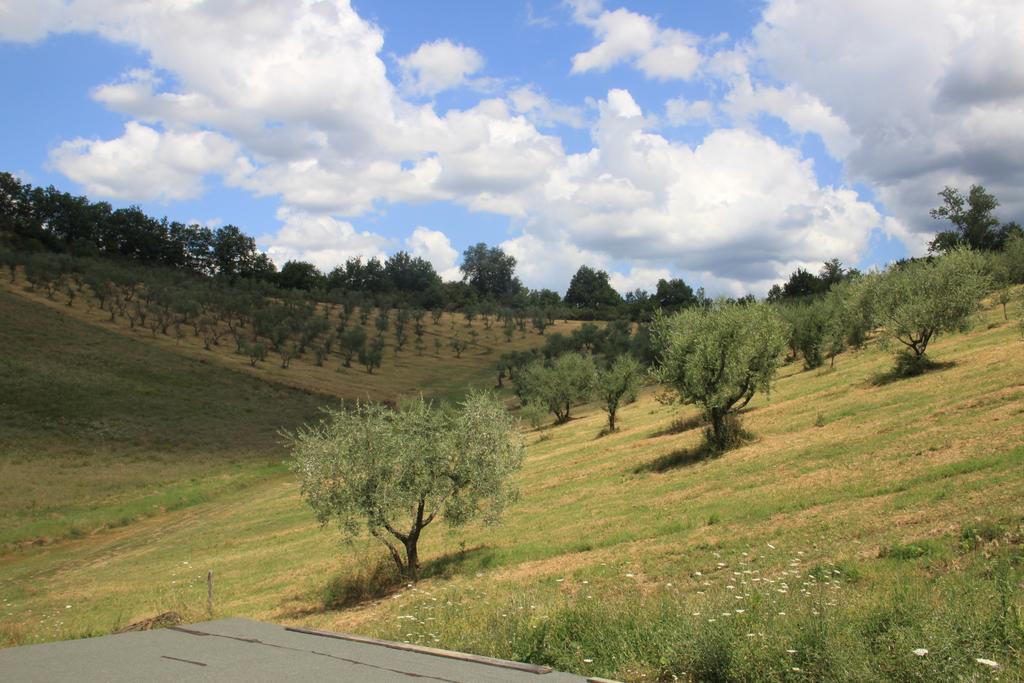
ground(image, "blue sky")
xmin=2 ymin=0 xmax=1021 ymax=295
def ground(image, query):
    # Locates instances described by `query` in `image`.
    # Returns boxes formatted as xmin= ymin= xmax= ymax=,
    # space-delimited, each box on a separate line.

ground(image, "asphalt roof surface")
xmin=0 ymin=618 xmax=597 ymax=682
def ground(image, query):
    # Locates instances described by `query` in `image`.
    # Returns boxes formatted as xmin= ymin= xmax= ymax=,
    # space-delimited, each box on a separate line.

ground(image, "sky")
xmin=1 ymin=0 xmax=1022 ymax=297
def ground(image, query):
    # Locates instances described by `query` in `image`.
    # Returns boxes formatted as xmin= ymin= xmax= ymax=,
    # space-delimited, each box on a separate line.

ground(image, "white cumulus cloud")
xmin=398 ymin=39 xmax=484 ymax=96
xmin=570 ymin=4 xmax=702 ymax=80
xmin=263 ymin=208 xmax=390 ymax=272
xmin=50 ymin=122 xmax=240 ymax=201
xmin=406 ymin=227 xmax=461 ymax=281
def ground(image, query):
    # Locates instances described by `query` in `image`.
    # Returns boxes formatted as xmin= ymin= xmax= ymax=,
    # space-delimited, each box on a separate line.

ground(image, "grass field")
xmin=0 ymin=288 xmax=330 ymax=547
xmin=1 ymin=284 xmax=1022 ymax=680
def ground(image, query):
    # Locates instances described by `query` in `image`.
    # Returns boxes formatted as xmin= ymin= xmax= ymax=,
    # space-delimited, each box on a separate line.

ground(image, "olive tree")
xmin=596 ymin=354 xmax=644 ymax=432
xmin=653 ymin=302 xmax=787 ymax=451
xmin=873 ymin=248 xmax=989 ymax=372
xmin=516 ymin=353 xmax=596 ymax=424
xmin=289 ymin=392 xmax=524 ymax=580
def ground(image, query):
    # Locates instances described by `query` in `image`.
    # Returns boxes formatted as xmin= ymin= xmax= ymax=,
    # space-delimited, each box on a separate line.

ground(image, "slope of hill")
xmin=2 ymin=275 xmax=585 ymax=403
xmin=0 ymin=288 xmax=328 ymax=547
xmin=1 ymin=289 xmax=1021 ymax=679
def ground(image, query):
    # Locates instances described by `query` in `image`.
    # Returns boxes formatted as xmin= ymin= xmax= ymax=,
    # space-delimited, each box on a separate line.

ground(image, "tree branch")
xmin=370 ymin=527 xmax=405 ymax=572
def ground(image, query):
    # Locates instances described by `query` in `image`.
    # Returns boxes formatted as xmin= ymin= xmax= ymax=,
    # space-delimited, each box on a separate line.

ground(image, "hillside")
xmin=0 ymin=288 xmax=329 ymax=547
xmin=1 ymin=286 xmax=1021 ymax=679
xmin=2 ymin=273 xmax=586 ymax=403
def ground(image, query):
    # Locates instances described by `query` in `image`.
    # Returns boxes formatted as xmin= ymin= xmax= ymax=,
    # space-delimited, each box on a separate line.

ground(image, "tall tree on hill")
xmin=655 ymin=277 xmax=698 ymax=311
xmin=277 ymin=260 xmax=325 ymax=291
xmin=929 ymin=185 xmax=1022 ymax=254
xmin=384 ymin=251 xmax=442 ymax=293
xmin=460 ymin=243 xmax=520 ymax=300
xmin=564 ymin=265 xmax=623 ymax=310
xmin=213 ymin=225 xmax=275 ymax=279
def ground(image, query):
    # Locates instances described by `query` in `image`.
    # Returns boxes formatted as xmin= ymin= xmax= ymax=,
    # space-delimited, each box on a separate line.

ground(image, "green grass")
xmin=0 ymin=289 xmax=327 ymax=546
xmin=0 ymin=287 xmax=1022 ymax=681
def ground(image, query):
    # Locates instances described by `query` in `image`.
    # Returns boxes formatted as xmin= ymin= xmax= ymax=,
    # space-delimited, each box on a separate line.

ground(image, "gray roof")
xmin=0 ymin=618 xmax=606 ymax=682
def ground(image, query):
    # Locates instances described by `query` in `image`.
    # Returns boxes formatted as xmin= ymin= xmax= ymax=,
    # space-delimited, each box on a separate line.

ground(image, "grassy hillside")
xmin=1 ymin=286 xmax=1021 ymax=679
xmin=2 ymin=274 xmax=585 ymax=403
xmin=0 ymin=288 xmax=329 ymax=547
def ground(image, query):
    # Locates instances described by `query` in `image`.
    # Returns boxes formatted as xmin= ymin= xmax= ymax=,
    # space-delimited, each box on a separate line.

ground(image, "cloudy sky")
xmin=2 ymin=0 xmax=1022 ymax=295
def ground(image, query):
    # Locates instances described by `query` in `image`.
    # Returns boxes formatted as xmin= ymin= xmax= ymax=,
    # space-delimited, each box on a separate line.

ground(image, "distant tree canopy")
xmin=460 ymin=243 xmax=521 ymax=300
xmin=768 ymin=259 xmax=859 ymax=302
xmin=564 ymin=265 xmax=623 ymax=309
xmin=929 ymin=185 xmax=1023 ymax=254
xmin=655 ymin=277 xmax=699 ymax=311
xmin=0 ymin=172 xmax=275 ymax=279
xmin=278 ymin=260 xmax=326 ymax=292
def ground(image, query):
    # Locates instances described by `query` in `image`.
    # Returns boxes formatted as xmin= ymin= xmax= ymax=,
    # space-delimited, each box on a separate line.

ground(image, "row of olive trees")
xmin=778 ymin=248 xmax=995 ymax=376
xmin=6 ymin=250 xmax=540 ymax=374
xmin=514 ymin=353 xmax=646 ymax=432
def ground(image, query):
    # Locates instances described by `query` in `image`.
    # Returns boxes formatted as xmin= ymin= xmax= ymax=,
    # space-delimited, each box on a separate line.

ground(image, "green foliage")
xmin=785 ymin=300 xmax=831 ymax=369
xmin=563 ymin=265 xmax=623 ymax=310
xmin=929 ymin=184 xmax=1019 ymax=253
xmin=595 ymin=354 xmax=644 ymax=431
xmin=653 ymin=302 xmax=787 ymax=451
xmin=959 ymin=521 xmax=1007 ymax=551
xmin=289 ymin=392 xmax=524 ymax=579
xmin=516 ymin=353 xmax=597 ymax=424
xmin=338 ymin=325 xmax=367 ymax=367
xmin=873 ymin=248 xmax=989 ymax=362
xmin=518 ymin=402 xmax=547 ymax=430
xmin=460 ymin=243 xmax=520 ymax=300
xmin=879 ymin=540 xmax=940 ymax=560
xmin=243 ymin=339 xmax=267 ymax=366
xmin=359 ymin=337 xmax=384 ymax=374
xmin=450 ymin=335 xmax=468 ymax=358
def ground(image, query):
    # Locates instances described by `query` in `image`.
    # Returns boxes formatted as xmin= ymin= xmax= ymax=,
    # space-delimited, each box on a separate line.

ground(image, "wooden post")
xmin=207 ymin=570 xmax=213 ymax=617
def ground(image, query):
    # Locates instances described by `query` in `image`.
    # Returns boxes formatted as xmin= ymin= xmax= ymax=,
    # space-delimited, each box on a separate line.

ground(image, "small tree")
xmin=244 ymin=340 xmax=267 ymax=367
xmin=653 ymin=302 xmax=787 ymax=452
xmin=997 ymin=289 xmax=1011 ymax=321
xmin=873 ymin=248 xmax=989 ymax=372
xmin=516 ymin=353 xmax=596 ymax=424
xmin=531 ymin=309 xmax=549 ymax=335
xmin=360 ymin=338 xmax=384 ymax=374
xmin=338 ymin=326 xmax=367 ymax=368
xmin=451 ymin=335 xmax=468 ymax=358
xmin=289 ymin=392 xmax=525 ymax=580
xmin=596 ymin=355 xmax=644 ymax=432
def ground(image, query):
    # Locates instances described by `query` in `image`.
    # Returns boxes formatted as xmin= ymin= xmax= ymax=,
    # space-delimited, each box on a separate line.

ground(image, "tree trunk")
xmin=709 ymin=408 xmax=726 ymax=451
xmin=403 ymin=536 xmax=420 ymax=581
xmin=607 ymin=405 xmax=617 ymax=432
